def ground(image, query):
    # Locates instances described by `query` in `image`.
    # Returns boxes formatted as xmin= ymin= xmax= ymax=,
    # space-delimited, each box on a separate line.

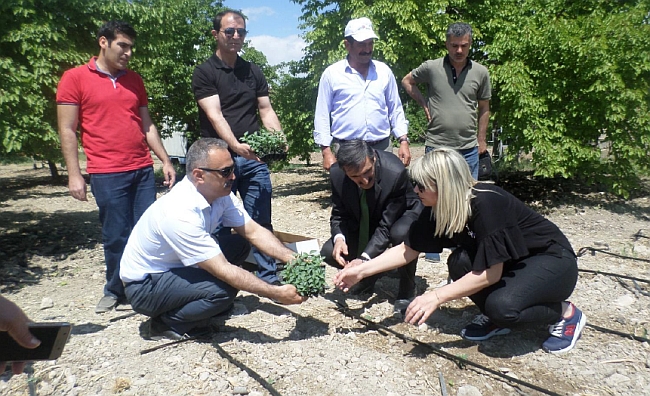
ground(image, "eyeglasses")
xmin=412 ymin=178 xmax=437 ymax=192
xmin=411 ymin=179 xmax=426 ymax=192
xmin=199 ymin=165 xmax=235 ymax=178
xmin=220 ymin=28 xmax=248 ymax=38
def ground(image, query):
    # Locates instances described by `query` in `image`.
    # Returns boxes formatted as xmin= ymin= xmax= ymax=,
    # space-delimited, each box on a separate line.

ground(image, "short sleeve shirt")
xmin=407 ymin=184 xmax=574 ymax=271
xmin=119 ymin=176 xmax=251 ymax=282
xmin=56 ymin=57 xmax=153 ymax=173
xmin=192 ymin=55 xmax=269 ymax=140
xmin=411 ymin=56 xmax=491 ymax=150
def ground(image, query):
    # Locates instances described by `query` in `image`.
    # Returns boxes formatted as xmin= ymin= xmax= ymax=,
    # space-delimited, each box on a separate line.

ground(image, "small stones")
xmin=40 ymin=297 xmax=54 ymax=309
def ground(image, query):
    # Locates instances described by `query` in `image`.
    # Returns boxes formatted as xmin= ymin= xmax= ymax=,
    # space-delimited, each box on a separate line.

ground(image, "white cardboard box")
xmin=244 ymin=230 xmax=320 ymax=264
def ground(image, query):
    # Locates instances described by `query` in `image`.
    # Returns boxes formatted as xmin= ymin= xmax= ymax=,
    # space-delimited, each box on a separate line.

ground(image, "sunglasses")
xmin=411 ymin=179 xmax=426 ymax=192
xmin=220 ymin=28 xmax=248 ymax=38
xmin=199 ymin=165 xmax=235 ymax=178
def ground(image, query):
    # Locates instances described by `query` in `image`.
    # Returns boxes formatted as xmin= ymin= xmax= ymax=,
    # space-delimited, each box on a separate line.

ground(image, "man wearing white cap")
xmin=314 ymin=17 xmax=411 ymax=171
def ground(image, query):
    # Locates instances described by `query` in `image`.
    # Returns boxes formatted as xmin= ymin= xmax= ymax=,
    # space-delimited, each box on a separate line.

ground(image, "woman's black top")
xmin=407 ymin=183 xmax=574 ymax=271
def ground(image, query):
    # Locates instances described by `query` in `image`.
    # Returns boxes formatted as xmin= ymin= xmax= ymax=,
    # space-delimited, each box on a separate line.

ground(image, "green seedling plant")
xmin=241 ymin=127 xmax=287 ymax=159
xmin=282 ymin=252 xmax=326 ymax=297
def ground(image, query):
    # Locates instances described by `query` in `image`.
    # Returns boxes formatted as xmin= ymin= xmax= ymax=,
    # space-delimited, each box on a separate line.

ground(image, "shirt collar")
xmin=443 ymin=54 xmax=472 ymax=70
xmin=175 ymin=176 xmax=212 ymax=210
xmin=87 ymin=56 xmax=127 ymax=79
xmin=209 ymin=53 xmax=245 ymax=70
xmin=344 ymin=56 xmax=376 ymax=75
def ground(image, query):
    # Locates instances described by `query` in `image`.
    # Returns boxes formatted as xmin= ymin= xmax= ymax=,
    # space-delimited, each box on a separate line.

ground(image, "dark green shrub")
xmin=241 ymin=128 xmax=287 ymax=159
xmin=282 ymin=252 xmax=326 ymax=297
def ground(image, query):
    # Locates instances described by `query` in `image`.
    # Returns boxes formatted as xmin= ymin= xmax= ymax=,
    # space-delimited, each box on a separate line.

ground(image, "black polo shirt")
xmin=192 ymin=54 xmax=269 ymax=140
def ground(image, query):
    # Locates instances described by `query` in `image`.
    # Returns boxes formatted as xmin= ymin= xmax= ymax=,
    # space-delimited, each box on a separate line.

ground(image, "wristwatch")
xmin=398 ymin=136 xmax=410 ymax=144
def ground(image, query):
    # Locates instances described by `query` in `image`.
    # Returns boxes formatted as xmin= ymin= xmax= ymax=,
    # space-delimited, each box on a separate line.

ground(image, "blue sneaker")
xmin=542 ymin=302 xmax=586 ymax=354
xmin=460 ymin=314 xmax=511 ymax=341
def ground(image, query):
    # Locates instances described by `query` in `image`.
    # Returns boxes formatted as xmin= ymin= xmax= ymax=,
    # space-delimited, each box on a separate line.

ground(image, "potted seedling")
xmin=241 ymin=127 xmax=287 ymax=164
xmin=282 ymin=252 xmax=326 ymax=297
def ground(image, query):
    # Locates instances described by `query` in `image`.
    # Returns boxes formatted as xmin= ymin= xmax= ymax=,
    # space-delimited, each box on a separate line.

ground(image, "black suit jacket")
xmin=329 ymin=150 xmax=423 ymax=258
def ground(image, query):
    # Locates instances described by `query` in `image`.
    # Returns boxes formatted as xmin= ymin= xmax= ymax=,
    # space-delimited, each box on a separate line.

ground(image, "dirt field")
xmin=1 ymin=147 xmax=649 ymax=396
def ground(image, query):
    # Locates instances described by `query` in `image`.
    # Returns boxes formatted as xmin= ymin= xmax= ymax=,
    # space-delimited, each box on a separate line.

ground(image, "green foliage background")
xmin=0 ymin=0 xmax=220 ymax=173
xmin=291 ymin=0 xmax=650 ymax=196
xmin=1 ymin=0 xmax=649 ymax=196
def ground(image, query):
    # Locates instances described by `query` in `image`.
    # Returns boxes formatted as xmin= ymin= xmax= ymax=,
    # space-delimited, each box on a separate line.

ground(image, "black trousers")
xmin=447 ymin=246 xmax=578 ymax=328
xmin=125 ymin=233 xmax=251 ymax=334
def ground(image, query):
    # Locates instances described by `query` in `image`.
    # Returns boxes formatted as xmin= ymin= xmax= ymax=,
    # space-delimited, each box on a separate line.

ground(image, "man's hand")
xmin=233 ymin=143 xmax=260 ymax=162
xmin=0 ymin=296 xmax=41 ymax=374
xmin=67 ymin=173 xmax=88 ymax=201
xmin=161 ymin=162 xmax=177 ymax=189
xmin=397 ymin=142 xmax=411 ymax=167
xmin=423 ymin=106 xmax=432 ymax=122
xmin=332 ymin=238 xmax=349 ymax=267
xmin=478 ymin=139 xmax=488 ymax=154
xmin=321 ymin=147 xmax=336 ymax=171
xmin=271 ymin=284 xmax=307 ymax=305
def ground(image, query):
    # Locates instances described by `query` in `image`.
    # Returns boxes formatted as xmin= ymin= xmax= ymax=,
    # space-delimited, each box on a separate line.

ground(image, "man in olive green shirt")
xmin=402 ymin=22 xmax=491 ymax=179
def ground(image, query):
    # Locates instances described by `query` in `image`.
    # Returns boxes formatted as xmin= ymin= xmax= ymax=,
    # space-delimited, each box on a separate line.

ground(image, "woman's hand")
xmin=333 ymin=266 xmax=364 ymax=292
xmin=404 ymin=290 xmax=442 ymax=325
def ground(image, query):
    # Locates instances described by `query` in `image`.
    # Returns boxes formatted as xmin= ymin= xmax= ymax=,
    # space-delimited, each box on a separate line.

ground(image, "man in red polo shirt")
xmin=56 ymin=20 xmax=176 ymax=314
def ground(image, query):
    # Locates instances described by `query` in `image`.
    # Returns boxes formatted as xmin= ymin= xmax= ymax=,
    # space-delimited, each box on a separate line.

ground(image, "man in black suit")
xmin=321 ymin=140 xmax=423 ymax=300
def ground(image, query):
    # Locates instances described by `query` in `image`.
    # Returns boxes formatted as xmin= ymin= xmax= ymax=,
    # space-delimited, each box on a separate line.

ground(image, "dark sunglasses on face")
xmin=199 ymin=165 xmax=235 ymax=178
xmin=410 ymin=178 xmax=426 ymax=191
xmin=221 ymin=28 xmax=248 ymax=38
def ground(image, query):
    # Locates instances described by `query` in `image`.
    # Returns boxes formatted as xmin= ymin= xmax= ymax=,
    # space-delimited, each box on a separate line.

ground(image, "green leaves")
xmin=282 ymin=252 xmax=327 ymax=298
xmin=293 ymin=0 xmax=650 ymax=196
xmin=241 ymin=127 xmax=287 ymax=160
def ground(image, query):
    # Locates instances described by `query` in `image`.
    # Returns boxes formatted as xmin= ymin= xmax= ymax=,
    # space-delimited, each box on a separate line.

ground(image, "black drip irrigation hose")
xmin=577 ymin=246 xmax=650 ymax=265
xmin=574 ymin=245 xmax=650 ymax=342
xmin=335 ymin=301 xmax=564 ymax=396
xmin=140 ymin=336 xmax=283 ymax=396
xmin=212 ymin=342 xmax=283 ymax=396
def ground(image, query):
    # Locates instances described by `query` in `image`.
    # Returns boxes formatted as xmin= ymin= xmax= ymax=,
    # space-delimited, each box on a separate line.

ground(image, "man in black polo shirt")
xmin=192 ymin=9 xmax=283 ymax=285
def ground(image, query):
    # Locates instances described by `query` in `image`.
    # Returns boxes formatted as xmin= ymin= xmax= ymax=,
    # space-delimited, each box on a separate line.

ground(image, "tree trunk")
xmin=48 ymin=160 xmax=59 ymax=179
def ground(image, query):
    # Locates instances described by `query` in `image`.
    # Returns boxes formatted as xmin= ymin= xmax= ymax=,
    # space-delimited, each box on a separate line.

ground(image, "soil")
xmin=1 ymin=147 xmax=650 ymax=396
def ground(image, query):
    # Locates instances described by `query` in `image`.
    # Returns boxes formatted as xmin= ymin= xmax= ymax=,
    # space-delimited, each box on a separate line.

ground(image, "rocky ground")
xmin=1 ymin=147 xmax=649 ymax=396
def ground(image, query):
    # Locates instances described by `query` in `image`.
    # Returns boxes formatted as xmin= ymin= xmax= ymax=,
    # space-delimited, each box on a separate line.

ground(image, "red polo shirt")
xmin=56 ymin=57 xmax=153 ymax=174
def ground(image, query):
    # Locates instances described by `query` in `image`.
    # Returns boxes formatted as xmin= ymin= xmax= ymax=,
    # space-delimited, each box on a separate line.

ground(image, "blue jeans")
xmin=90 ymin=167 xmax=156 ymax=299
xmin=216 ymin=155 xmax=278 ymax=283
xmin=425 ymin=145 xmax=479 ymax=180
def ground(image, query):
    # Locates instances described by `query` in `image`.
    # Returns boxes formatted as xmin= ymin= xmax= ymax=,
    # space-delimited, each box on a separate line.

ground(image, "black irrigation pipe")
xmin=139 ymin=336 xmax=283 ymax=396
xmin=573 ymin=245 xmax=650 ymax=342
xmin=577 ymin=246 xmax=650 ymax=265
xmin=139 ymin=336 xmax=202 ymax=355
xmin=586 ymin=323 xmax=650 ymax=343
xmin=335 ymin=302 xmax=563 ymax=396
xmin=578 ymin=268 xmax=650 ymax=285
xmin=211 ymin=342 xmax=283 ymax=396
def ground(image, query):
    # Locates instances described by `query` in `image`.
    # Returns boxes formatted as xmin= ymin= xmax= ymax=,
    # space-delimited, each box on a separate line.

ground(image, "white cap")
xmin=344 ymin=17 xmax=378 ymax=41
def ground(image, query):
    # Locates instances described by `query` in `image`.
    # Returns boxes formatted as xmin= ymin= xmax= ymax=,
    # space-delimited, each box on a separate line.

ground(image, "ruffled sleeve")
xmin=472 ymin=225 xmax=530 ymax=271
xmin=468 ymin=186 xmax=530 ymax=271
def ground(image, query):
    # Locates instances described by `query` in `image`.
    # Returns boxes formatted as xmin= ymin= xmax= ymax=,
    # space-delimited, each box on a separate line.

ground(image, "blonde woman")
xmin=334 ymin=148 xmax=586 ymax=354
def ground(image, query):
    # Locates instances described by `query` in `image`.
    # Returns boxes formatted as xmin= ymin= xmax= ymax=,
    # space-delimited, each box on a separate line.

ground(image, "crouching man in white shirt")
xmin=120 ymin=138 xmax=305 ymax=340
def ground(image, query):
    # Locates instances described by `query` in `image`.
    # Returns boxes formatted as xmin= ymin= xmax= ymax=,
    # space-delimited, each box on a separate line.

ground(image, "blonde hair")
xmin=409 ymin=148 xmax=476 ymax=237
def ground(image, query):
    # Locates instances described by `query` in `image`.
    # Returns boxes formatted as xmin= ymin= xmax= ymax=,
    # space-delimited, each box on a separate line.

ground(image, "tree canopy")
xmin=293 ymin=0 xmax=650 ymax=196
xmin=2 ymin=0 xmax=649 ymax=195
xmin=0 ymin=0 xmax=220 ymax=174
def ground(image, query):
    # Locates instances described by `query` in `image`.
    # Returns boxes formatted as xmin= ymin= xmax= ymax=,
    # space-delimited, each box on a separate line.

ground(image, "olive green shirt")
xmin=411 ymin=56 xmax=491 ymax=149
